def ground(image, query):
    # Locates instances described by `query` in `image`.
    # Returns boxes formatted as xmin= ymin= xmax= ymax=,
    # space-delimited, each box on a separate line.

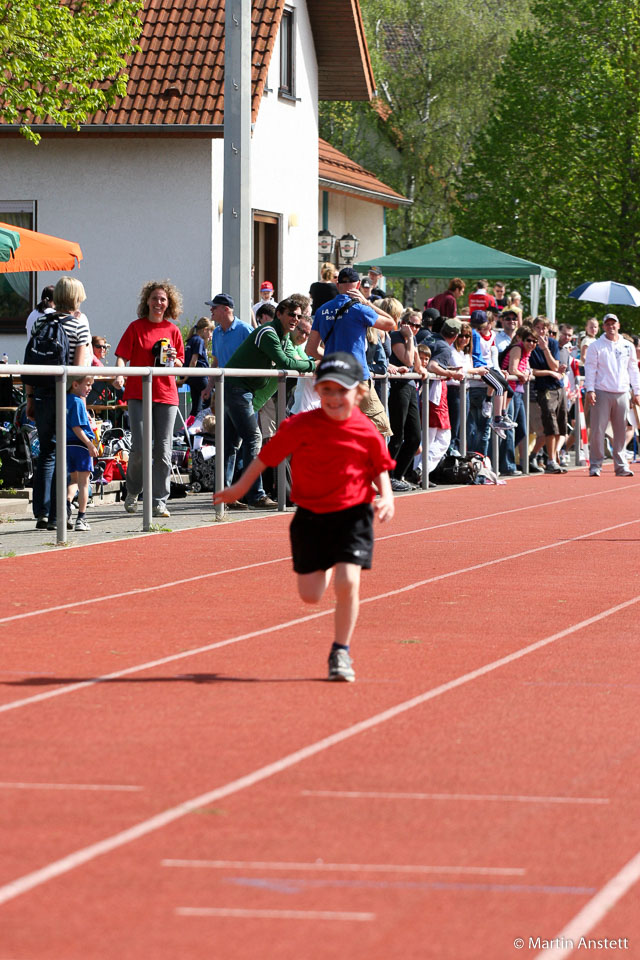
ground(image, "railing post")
xmin=55 ymin=370 xmax=68 ymax=544
xmin=276 ymin=375 xmax=287 ymax=511
xmin=491 ymin=392 xmax=500 ymax=473
xmin=523 ymin=381 xmax=530 ymax=474
xmin=574 ymin=377 xmax=582 ymax=466
xmin=421 ymin=376 xmax=430 ymax=490
xmin=460 ymin=377 xmax=468 ymax=455
xmin=142 ymin=372 xmax=153 ymax=531
xmin=214 ymin=372 xmax=225 ymax=518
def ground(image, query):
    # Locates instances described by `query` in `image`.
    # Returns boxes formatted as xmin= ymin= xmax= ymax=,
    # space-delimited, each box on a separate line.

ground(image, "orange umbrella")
xmin=0 ymin=221 xmax=83 ymax=273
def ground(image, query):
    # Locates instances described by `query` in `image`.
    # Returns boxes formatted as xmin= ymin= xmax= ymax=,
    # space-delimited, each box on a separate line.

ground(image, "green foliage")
xmin=454 ymin=0 xmax=640 ymax=330
xmin=0 ymin=0 xmax=143 ymax=143
xmin=320 ymin=0 xmax=533 ymax=281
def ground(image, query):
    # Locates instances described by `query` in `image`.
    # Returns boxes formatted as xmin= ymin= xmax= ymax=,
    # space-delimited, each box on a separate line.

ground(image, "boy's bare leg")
xmin=298 ymin=569 xmax=332 ymax=605
xmin=333 ymin=562 xmax=361 ymax=647
xmin=76 ymin=472 xmax=90 ymax=512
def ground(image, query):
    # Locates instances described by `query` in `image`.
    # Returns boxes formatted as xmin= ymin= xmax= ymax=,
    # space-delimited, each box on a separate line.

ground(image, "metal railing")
xmin=1 ymin=364 xmax=586 ymax=543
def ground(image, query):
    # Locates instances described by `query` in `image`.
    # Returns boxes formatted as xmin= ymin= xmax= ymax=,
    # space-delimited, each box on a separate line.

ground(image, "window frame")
xmin=278 ymin=7 xmax=296 ymax=101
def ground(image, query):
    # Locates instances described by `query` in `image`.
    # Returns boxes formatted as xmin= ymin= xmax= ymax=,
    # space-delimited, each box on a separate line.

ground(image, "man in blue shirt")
xmin=206 ymin=293 xmax=253 ymax=369
xmin=306 ymin=267 xmax=396 ymax=437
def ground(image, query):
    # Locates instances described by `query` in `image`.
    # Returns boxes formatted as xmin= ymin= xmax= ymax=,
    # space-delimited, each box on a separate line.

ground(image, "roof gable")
xmin=319 ymin=138 xmax=410 ymax=207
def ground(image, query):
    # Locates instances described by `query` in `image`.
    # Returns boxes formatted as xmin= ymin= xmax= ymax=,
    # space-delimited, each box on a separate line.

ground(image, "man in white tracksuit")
xmin=584 ymin=313 xmax=640 ymax=477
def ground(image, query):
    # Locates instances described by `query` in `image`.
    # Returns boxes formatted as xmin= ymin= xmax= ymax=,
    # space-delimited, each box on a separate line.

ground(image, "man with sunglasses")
xmin=221 ymin=297 xmax=316 ymax=509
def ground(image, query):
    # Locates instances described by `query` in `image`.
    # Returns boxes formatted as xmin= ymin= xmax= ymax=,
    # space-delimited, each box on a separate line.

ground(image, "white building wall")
xmin=1 ymin=138 xmax=213 ymax=358
xmin=251 ymin=0 xmax=319 ymax=300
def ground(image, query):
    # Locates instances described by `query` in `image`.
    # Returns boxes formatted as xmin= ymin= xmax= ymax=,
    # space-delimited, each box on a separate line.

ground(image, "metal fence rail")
xmin=1 ymin=364 xmax=585 ymax=543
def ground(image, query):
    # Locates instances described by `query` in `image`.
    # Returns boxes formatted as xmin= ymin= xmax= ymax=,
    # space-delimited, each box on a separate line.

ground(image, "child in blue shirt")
xmin=66 ymin=375 xmax=98 ymax=532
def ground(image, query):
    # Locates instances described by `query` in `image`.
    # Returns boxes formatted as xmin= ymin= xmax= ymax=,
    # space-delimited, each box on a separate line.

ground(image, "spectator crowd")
xmin=9 ymin=266 xmax=640 ymax=534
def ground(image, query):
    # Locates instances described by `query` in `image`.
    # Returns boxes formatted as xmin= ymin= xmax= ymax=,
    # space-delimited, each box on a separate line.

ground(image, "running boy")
xmin=66 ymin=375 xmax=98 ymax=532
xmin=213 ymin=352 xmax=395 ymax=682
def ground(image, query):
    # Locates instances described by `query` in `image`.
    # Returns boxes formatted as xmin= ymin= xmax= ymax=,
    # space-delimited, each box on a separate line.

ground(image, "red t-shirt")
xmin=259 ymin=406 xmax=395 ymax=513
xmin=115 ymin=317 xmax=185 ymax=404
xmin=468 ymin=291 xmax=497 ymax=314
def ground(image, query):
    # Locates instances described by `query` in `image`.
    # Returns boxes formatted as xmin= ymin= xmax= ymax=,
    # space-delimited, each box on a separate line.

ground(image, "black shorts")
xmin=289 ymin=502 xmax=374 ymax=574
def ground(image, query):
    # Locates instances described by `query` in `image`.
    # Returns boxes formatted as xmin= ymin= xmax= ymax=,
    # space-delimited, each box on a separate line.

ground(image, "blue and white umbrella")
xmin=569 ymin=280 xmax=640 ymax=307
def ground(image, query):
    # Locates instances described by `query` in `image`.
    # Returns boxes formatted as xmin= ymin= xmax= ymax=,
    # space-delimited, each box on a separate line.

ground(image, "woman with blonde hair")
xmin=115 ymin=280 xmax=185 ymax=518
xmin=23 ymin=276 xmax=92 ymax=531
xmin=309 ymin=262 xmax=339 ymax=315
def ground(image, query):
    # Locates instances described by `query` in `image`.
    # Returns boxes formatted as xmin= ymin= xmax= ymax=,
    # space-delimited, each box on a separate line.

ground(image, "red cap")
xmin=260 ymin=281 xmax=274 ymax=292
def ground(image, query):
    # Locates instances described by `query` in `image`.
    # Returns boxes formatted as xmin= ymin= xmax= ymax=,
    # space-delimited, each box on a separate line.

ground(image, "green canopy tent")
xmin=355 ymin=235 xmax=557 ymax=320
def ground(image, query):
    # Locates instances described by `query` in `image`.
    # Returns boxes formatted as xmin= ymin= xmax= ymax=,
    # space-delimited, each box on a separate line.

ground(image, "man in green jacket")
xmin=222 ymin=297 xmax=316 ymax=508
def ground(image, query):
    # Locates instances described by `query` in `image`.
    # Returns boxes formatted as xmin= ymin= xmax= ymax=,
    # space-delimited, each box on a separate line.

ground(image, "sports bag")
xmin=22 ymin=313 xmax=71 ymax=390
xmin=430 ymin=451 xmax=483 ymax=485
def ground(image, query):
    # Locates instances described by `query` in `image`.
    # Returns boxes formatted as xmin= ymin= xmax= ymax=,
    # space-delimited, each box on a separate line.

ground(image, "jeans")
xmin=467 ymin=388 xmax=491 ymax=456
xmin=126 ymin=399 xmax=177 ymax=509
xmin=223 ymin=386 xmax=265 ymax=503
xmin=499 ymin=393 xmax=526 ymax=473
xmin=32 ymin=391 xmax=57 ymax=520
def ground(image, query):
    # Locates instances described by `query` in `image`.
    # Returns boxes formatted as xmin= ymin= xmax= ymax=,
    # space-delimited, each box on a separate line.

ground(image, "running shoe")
xmin=481 ymin=400 xmax=493 ymax=419
xmin=74 ymin=517 xmax=90 ymax=531
xmin=545 ymin=461 xmax=566 ymax=474
xmin=124 ymin=494 xmax=138 ymax=514
xmin=528 ymin=457 xmax=544 ymax=473
xmin=489 ymin=419 xmax=506 ymax=440
xmin=328 ymin=648 xmax=355 ymax=682
xmin=35 ymin=516 xmax=48 ymax=530
xmin=390 ymin=478 xmax=412 ymax=492
xmin=153 ymin=505 xmax=171 ymax=518
xmin=501 ymin=415 xmax=519 ymax=429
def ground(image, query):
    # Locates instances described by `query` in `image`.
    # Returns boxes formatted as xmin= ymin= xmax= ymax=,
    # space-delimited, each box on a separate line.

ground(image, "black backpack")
xmin=23 ymin=313 xmax=71 ymax=390
xmin=430 ymin=451 xmax=484 ymax=485
xmin=0 ymin=424 xmax=33 ymax=489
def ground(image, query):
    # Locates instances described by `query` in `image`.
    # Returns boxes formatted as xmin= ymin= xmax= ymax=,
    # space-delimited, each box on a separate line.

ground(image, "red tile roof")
xmin=2 ymin=0 xmax=375 ymax=132
xmin=319 ymin=138 xmax=410 ymax=207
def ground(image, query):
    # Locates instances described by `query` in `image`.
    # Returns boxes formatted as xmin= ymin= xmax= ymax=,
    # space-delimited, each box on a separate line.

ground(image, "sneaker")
xmin=74 ymin=517 xmax=90 ymax=532
xmin=489 ymin=420 xmax=506 ymax=440
xmin=481 ymin=400 xmax=492 ymax=419
xmin=248 ymin=495 xmax=278 ymax=510
xmin=501 ymin=469 xmax=523 ymax=477
xmin=124 ymin=494 xmax=138 ymax=514
xmin=46 ymin=520 xmax=57 ymax=531
xmin=501 ymin=415 xmax=518 ymax=429
xmin=528 ymin=457 xmax=544 ymax=474
xmin=558 ymin=451 xmax=570 ymax=466
xmin=67 ymin=517 xmax=74 ymax=530
xmin=152 ymin=505 xmax=171 ymax=518
xmin=616 ymin=469 xmax=634 ymax=477
xmin=35 ymin=516 xmax=48 ymax=530
xmin=328 ymin=647 xmax=355 ymax=682
xmin=545 ymin=461 xmax=566 ymax=474
xmin=589 ymin=468 xmax=601 ymax=477
xmin=226 ymin=499 xmax=249 ymax=510
xmin=390 ymin=478 xmax=412 ymax=492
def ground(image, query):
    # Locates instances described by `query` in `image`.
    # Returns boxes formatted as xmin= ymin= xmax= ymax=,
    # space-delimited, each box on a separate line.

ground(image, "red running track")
xmin=1 ymin=471 xmax=639 ymax=959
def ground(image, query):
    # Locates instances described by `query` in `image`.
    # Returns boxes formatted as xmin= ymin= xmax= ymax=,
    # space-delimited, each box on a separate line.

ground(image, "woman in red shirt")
xmin=115 ymin=280 xmax=185 ymax=518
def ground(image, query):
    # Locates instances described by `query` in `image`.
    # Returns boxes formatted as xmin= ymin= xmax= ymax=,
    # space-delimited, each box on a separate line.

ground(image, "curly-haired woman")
xmin=115 ymin=280 xmax=185 ymax=518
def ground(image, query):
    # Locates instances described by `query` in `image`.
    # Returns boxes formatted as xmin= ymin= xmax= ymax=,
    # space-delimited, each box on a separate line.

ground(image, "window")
xmin=0 ymin=201 xmax=35 ymax=333
xmin=279 ymin=8 xmax=295 ymax=100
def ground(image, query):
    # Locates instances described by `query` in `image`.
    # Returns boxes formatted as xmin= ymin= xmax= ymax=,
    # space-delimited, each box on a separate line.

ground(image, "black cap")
xmin=205 ymin=293 xmax=234 ymax=308
xmin=470 ymin=309 xmax=488 ymax=326
xmin=315 ymin=352 xmax=363 ymax=389
xmin=337 ymin=267 xmax=360 ymax=284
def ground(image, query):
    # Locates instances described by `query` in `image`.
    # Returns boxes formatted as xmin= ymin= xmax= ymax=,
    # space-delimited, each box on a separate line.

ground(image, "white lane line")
xmin=2 ymin=516 xmax=639 ymax=716
xmin=175 ymin=907 xmax=375 ymax=921
xmin=0 ymin=484 xmax=629 ymax=628
xmin=162 ymin=859 xmax=525 ymax=877
xmin=0 ymin=556 xmax=290 ymax=626
xmin=0 ymin=782 xmax=142 ymax=792
xmin=0 ymin=590 xmax=638 ymax=908
xmin=535 ymin=849 xmax=640 ymax=959
xmin=300 ymin=791 xmax=610 ymax=806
